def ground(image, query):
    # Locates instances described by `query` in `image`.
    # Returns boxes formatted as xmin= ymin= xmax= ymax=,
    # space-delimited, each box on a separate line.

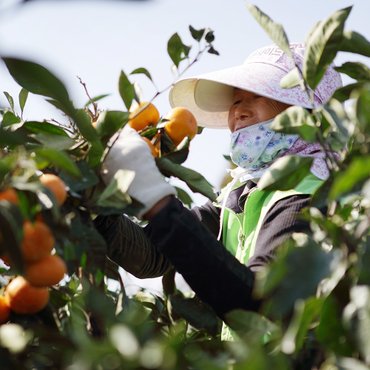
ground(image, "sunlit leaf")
xmin=316 ymin=295 xmax=354 ymax=355
xmin=246 ymin=4 xmax=291 ymax=57
xmin=1 ymin=111 xmax=21 ymax=127
xmin=34 ymin=147 xmax=81 ymax=177
xmin=280 ymin=68 xmax=302 ymax=89
xmin=303 ymin=7 xmax=352 ymax=89
xmin=258 ymin=155 xmax=314 ymax=191
xmin=96 ymin=169 xmax=134 ymax=208
xmin=94 ymin=110 xmax=129 ymax=140
xmin=271 ymin=106 xmax=317 ymax=141
xmin=3 ymin=91 xmax=14 ymax=111
xmin=281 ymin=298 xmax=323 ymax=354
xmin=329 ymin=156 xmax=370 ymax=199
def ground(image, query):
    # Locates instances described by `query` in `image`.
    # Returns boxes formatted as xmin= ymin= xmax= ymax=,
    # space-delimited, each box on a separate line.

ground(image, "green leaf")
xmin=329 ymin=156 xmax=370 ymax=200
xmin=355 ymin=84 xmax=370 ymax=132
xmin=316 ymin=295 xmax=353 ymax=355
xmin=204 ymin=30 xmax=215 ymax=43
xmin=70 ymin=109 xmax=104 ymax=167
xmin=94 ymin=110 xmax=129 ymax=140
xmin=281 ymin=298 xmax=323 ymax=354
xmin=0 ymin=128 xmax=26 ymax=147
xmin=60 ymin=160 xmax=99 ymax=192
xmin=96 ymin=169 xmax=134 ymax=209
xmin=340 ymin=30 xmax=370 ymax=57
xmin=18 ymin=88 xmax=28 ymax=113
xmin=1 ymin=111 xmax=21 ymax=127
xmin=303 ymin=7 xmax=352 ymax=89
xmin=2 ymin=57 xmax=74 ymax=114
xmin=118 ymin=70 xmax=136 ymax=110
xmin=226 ymin=309 xmax=278 ymax=341
xmin=0 ymin=202 xmax=24 ymax=273
xmin=343 ymin=286 xmax=370 ymax=363
xmin=34 ymin=147 xmax=81 ymax=177
xmin=167 ymin=33 xmax=191 ymax=68
xmin=258 ymin=240 xmax=339 ymax=318
xmin=156 ymin=158 xmax=216 ymax=201
xmin=189 ymin=25 xmax=206 ymax=42
xmin=84 ymin=93 xmax=110 ymax=107
xmin=174 ymin=186 xmax=193 ymax=207
xmin=3 ymin=91 xmax=14 ymax=111
xmin=23 ymin=121 xmax=69 ymax=137
xmin=130 ymin=67 xmax=153 ymax=82
xmin=335 ymin=62 xmax=370 ymax=82
xmin=208 ymin=46 xmax=220 ymax=56
xmin=258 ymin=156 xmax=314 ymax=191
xmin=333 ymin=82 xmax=365 ymax=102
xmin=169 ymin=294 xmax=220 ymax=335
xmin=271 ymin=106 xmax=317 ymax=141
xmin=280 ymin=68 xmax=302 ymax=89
xmin=246 ymin=4 xmax=291 ymax=57
xmin=319 ymin=100 xmax=351 ymax=151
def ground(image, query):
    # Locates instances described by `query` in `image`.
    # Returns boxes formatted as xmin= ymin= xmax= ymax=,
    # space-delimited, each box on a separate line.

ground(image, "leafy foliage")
xmin=0 ymin=4 xmax=369 ymax=370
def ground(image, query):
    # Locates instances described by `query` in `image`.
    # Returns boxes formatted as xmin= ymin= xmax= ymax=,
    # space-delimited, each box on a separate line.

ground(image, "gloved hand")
xmin=101 ymin=125 xmax=176 ymax=218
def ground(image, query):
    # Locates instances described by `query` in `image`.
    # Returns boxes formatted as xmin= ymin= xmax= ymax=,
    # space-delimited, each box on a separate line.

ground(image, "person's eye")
xmin=232 ymin=100 xmax=241 ymax=106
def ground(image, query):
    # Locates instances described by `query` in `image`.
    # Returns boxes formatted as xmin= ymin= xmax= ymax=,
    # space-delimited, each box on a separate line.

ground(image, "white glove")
xmin=101 ymin=125 xmax=176 ymax=218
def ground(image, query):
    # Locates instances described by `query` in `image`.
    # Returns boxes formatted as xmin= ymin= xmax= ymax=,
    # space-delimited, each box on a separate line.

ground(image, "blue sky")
xmin=1 ymin=0 xmax=369 ymax=293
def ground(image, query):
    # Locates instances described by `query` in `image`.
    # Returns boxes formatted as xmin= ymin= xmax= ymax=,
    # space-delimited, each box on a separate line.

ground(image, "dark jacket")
xmin=94 ymin=181 xmax=311 ymax=318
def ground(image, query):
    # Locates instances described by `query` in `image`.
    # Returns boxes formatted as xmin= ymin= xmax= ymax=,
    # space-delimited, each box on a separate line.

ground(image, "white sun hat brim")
xmin=169 ymin=44 xmax=342 ymax=128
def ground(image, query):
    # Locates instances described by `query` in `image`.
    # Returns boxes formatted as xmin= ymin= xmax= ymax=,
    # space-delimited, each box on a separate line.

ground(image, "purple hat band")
xmin=169 ymin=43 xmax=342 ymax=128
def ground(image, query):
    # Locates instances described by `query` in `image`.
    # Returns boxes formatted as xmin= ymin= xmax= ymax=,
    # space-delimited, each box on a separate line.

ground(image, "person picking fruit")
xmin=98 ymin=43 xmax=342 ymax=339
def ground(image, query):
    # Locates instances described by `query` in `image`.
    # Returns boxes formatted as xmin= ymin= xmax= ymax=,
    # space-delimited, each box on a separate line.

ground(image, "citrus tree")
xmin=0 ymin=4 xmax=369 ymax=370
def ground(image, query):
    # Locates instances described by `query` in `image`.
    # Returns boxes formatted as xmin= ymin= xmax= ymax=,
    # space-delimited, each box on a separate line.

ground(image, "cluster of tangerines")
xmin=127 ymin=102 xmax=198 ymax=156
xmin=0 ymin=174 xmax=68 ymax=324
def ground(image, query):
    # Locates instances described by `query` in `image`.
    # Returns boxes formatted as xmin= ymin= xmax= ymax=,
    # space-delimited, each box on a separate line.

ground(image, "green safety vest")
xmin=219 ymin=173 xmax=323 ymax=341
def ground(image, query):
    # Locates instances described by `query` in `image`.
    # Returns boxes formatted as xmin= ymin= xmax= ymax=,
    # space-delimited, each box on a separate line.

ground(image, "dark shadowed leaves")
xmin=167 ymin=33 xmax=191 ymax=68
xmin=257 ymin=240 xmax=338 ymax=318
xmin=118 ymin=70 xmax=136 ymax=111
xmin=339 ymin=30 xmax=370 ymax=57
xmin=189 ymin=25 xmax=206 ymax=41
xmin=2 ymin=57 xmax=74 ymax=115
xmin=335 ymin=62 xmax=370 ymax=82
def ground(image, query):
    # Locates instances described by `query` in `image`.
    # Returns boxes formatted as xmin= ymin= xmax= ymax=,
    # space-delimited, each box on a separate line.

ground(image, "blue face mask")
xmin=229 ymin=119 xmax=298 ymax=170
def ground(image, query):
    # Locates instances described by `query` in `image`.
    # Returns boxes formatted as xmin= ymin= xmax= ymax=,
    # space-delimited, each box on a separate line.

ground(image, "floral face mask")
xmin=229 ymin=119 xmax=298 ymax=171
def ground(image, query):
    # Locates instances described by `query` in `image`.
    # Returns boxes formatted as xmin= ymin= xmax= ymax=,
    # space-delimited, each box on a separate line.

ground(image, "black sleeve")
xmin=94 ymin=214 xmax=172 ymax=278
xmin=145 ymin=197 xmax=259 ymax=319
xmin=190 ymin=200 xmax=221 ymax=238
xmin=247 ymin=194 xmax=311 ymax=272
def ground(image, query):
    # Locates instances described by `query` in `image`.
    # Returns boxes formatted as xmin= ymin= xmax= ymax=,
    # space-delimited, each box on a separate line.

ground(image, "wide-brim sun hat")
xmin=169 ymin=43 xmax=342 ymax=128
